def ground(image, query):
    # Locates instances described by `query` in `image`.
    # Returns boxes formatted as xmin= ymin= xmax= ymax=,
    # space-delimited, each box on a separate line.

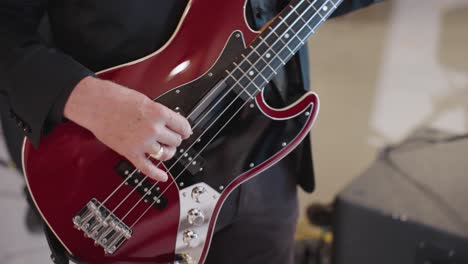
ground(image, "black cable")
xmin=380 ymin=133 xmax=468 ymax=231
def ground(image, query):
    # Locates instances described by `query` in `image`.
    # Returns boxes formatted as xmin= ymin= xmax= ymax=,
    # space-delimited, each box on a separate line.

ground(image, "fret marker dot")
xmin=266 ymin=53 xmax=271 ymax=58
xmin=249 ymin=70 xmax=255 ymax=76
xmin=323 ymin=6 xmax=328 ymax=11
xmin=285 ymin=33 xmax=290 ymax=39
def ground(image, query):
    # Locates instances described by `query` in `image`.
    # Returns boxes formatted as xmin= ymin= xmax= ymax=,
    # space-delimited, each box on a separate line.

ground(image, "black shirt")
xmin=0 ymin=0 xmax=380 ymax=146
xmin=0 ymin=0 xmax=381 ymax=193
xmin=0 ymin=0 xmax=190 ymax=146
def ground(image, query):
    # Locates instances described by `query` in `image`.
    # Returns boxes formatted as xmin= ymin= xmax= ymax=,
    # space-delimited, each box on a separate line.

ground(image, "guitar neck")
xmin=226 ymin=0 xmax=342 ymax=98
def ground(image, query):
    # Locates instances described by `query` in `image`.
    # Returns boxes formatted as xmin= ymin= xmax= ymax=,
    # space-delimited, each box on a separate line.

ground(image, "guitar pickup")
xmin=173 ymin=147 xmax=206 ymax=176
xmin=114 ymin=161 xmax=168 ymax=210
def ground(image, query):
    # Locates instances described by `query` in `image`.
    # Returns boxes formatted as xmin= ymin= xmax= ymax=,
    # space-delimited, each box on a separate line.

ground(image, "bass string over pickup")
xmin=114 ymin=160 xmax=168 ymax=208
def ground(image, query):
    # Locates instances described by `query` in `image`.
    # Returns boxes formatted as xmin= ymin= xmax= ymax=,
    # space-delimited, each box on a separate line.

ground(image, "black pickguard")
xmin=118 ymin=31 xmax=309 ymax=193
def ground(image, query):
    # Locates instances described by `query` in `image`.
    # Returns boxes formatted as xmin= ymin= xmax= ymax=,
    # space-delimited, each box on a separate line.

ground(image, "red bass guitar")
xmin=22 ymin=0 xmax=341 ymax=263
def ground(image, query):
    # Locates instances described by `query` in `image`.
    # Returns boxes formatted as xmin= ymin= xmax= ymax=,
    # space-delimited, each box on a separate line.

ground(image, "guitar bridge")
xmin=73 ymin=198 xmax=132 ymax=254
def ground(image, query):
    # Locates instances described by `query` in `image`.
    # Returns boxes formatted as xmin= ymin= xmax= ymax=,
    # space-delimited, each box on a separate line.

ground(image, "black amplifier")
xmin=333 ymin=129 xmax=468 ymax=264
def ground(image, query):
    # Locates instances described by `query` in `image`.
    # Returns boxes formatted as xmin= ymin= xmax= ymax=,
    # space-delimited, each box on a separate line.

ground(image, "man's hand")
xmin=64 ymin=76 xmax=192 ymax=182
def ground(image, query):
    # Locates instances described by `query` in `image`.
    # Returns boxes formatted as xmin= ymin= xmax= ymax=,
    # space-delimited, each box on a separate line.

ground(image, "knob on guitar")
xmin=183 ymin=230 xmax=200 ymax=248
xmin=191 ymin=186 xmax=209 ymax=203
xmin=187 ymin=208 xmax=205 ymax=226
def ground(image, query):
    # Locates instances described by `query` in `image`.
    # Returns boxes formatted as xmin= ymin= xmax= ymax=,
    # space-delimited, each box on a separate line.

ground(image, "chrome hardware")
xmin=187 ymin=208 xmax=205 ymax=226
xmin=176 ymin=183 xmax=220 ymax=263
xmin=174 ymin=253 xmax=194 ymax=264
xmin=191 ymin=186 xmax=208 ymax=203
xmin=73 ymin=198 xmax=132 ymax=255
xmin=183 ymin=230 xmax=199 ymax=248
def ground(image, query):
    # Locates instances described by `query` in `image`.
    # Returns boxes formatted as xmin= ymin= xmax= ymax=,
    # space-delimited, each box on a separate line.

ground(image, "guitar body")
xmin=22 ymin=0 xmax=320 ymax=263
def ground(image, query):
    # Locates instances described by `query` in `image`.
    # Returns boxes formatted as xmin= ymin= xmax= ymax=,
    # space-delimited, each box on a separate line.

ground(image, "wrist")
xmin=64 ymin=76 xmax=109 ymax=132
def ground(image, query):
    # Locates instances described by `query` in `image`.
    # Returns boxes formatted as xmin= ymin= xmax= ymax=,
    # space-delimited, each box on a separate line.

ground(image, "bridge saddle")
xmin=73 ymin=198 xmax=132 ymax=254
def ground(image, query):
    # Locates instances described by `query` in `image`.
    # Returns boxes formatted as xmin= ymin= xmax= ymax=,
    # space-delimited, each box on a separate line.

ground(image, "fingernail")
xmin=161 ymin=173 xmax=168 ymax=182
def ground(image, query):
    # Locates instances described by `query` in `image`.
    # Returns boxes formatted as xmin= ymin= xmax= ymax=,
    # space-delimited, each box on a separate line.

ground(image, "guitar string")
xmin=96 ymin=0 xmax=323 ymax=221
xmin=127 ymin=0 xmax=337 ymax=227
xmin=118 ymin=0 xmax=326 ymax=222
xmin=101 ymin=82 xmax=232 ymax=212
xmin=128 ymin=0 xmax=337 ymax=228
xmin=96 ymin=0 xmax=305 ymax=209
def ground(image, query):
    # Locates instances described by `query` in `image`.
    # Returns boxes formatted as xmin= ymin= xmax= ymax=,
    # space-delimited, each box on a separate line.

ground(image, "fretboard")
xmin=226 ymin=0 xmax=342 ymax=99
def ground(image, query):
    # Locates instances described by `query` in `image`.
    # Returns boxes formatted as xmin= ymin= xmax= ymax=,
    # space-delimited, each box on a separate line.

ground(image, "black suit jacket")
xmin=0 ymin=0 xmax=380 ymax=192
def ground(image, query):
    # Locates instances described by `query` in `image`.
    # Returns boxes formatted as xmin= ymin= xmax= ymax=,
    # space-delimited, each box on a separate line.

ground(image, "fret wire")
xmin=268 ymin=26 xmax=297 ymax=54
xmin=265 ymin=0 xmax=337 ymax=78
xmin=257 ymin=1 xmax=338 ymax=97
xmin=282 ymin=0 xmax=337 ymax=59
xmin=226 ymin=0 xmax=316 ymax=93
xmin=278 ymin=16 xmax=298 ymax=37
xmin=311 ymin=3 xmax=326 ymax=22
xmin=258 ymin=36 xmax=287 ymax=65
xmin=232 ymin=62 xmax=262 ymax=92
xmin=240 ymin=54 xmax=269 ymax=84
xmin=226 ymin=0 xmax=338 ymax=99
xmin=224 ymin=69 xmax=255 ymax=99
xmin=291 ymin=5 xmax=315 ymax=33
xmin=270 ymin=0 xmax=332 ymax=61
xmin=253 ymin=3 xmax=337 ymax=101
xmin=249 ymin=46 xmax=277 ymax=75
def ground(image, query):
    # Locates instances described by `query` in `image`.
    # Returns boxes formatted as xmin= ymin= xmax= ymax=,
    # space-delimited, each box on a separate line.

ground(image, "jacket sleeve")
xmin=0 ymin=0 xmax=93 ymax=147
xmin=331 ymin=0 xmax=383 ymax=18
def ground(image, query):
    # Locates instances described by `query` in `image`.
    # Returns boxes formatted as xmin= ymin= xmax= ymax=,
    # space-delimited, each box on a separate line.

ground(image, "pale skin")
xmin=64 ymin=76 xmax=192 ymax=182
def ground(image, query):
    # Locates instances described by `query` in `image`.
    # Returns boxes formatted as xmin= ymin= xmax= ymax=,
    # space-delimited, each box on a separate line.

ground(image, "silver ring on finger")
xmin=150 ymin=145 xmax=164 ymax=160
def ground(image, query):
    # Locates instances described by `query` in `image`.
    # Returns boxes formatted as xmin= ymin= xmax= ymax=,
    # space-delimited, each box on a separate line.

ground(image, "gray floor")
xmin=1 ymin=0 xmax=468 ymax=263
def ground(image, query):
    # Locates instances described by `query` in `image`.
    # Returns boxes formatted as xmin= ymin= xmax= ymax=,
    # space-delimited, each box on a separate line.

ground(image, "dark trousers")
xmin=207 ymin=160 xmax=299 ymax=264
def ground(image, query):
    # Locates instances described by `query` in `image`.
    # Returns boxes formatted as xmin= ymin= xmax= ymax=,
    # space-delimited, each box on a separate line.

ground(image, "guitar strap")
xmin=44 ymin=225 xmax=70 ymax=264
